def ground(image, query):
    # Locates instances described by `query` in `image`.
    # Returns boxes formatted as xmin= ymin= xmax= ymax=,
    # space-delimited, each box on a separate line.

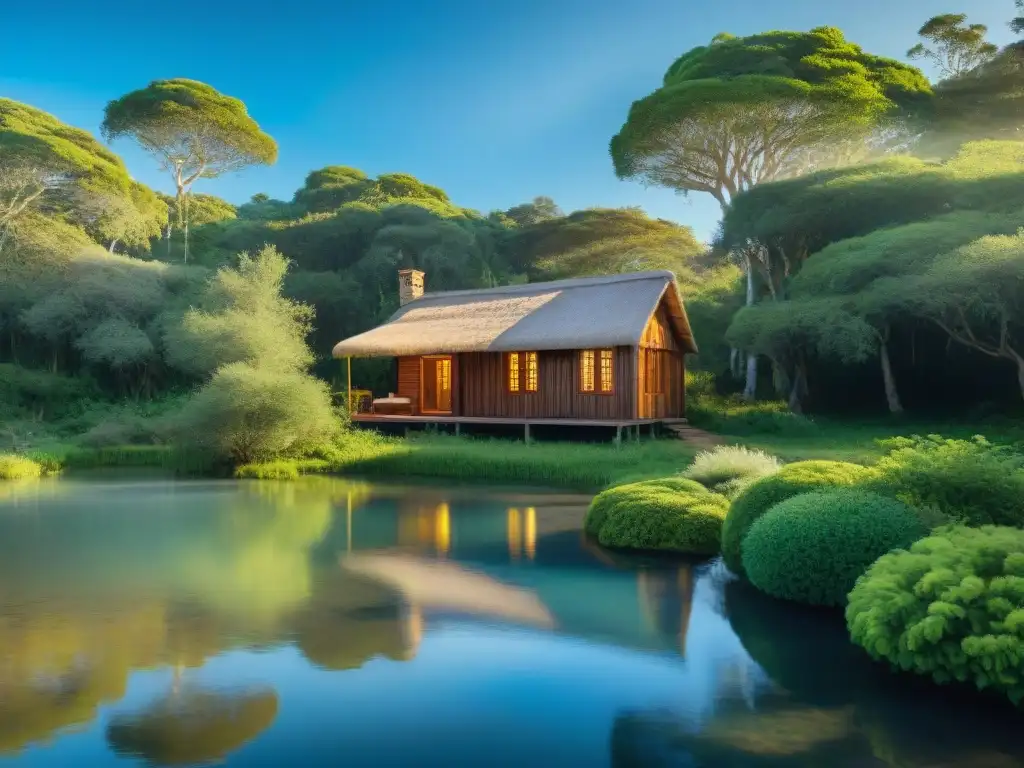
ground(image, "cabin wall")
xmin=397 ymin=356 xmax=420 ymax=412
xmin=457 ymin=347 xmax=636 ymax=420
xmin=637 ymin=302 xmax=687 ymax=419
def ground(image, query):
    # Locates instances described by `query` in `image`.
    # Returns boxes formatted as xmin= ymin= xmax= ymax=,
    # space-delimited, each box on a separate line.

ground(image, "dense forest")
xmin=2 ymin=5 xmax=1024 ymax=462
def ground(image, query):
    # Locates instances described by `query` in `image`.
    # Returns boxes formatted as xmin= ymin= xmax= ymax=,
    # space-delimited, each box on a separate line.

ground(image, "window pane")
xmin=508 ymin=353 xmax=520 ymax=392
xmin=599 ymin=349 xmax=613 ymax=392
xmin=526 ymin=352 xmax=538 ymax=392
xmin=580 ymin=350 xmax=595 ymax=392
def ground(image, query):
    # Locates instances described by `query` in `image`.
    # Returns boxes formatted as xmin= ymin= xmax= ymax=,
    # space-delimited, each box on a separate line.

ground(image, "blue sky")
xmin=1 ymin=0 xmax=1016 ymax=241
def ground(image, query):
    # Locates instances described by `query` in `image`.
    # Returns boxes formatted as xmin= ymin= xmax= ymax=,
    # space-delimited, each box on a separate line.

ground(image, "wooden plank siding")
xmin=638 ymin=302 xmax=686 ymax=420
xmin=457 ymin=347 xmax=636 ymax=420
xmin=397 ymin=356 xmax=421 ymax=413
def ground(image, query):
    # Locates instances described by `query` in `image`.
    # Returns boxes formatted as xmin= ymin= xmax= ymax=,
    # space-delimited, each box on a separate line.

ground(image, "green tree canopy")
xmin=907 ymin=13 xmax=998 ymax=80
xmin=160 ymin=192 xmax=237 ymax=227
xmin=0 ymin=99 xmax=163 ymax=253
xmin=101 ymin=79 xmax=277 ymax=262
xmin=611 ymin=27 xmax=932 ymax=209
xmin=504 ymin=196 xmax=563 ymax=227
xmin=293 ymin=165 xmax=370 ymax=212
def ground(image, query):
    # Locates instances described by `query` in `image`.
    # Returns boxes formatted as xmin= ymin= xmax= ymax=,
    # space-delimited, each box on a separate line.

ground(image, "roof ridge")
xmin=418 ymin=270 xmax=674 ymax=301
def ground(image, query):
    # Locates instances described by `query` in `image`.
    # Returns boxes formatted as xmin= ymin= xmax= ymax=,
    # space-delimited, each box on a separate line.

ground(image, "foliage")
xmin=742 ymin=489 xmax=926 ymax=606
xmin=0 ymin=454 xmax=43 ymax=480
xmin=682 ymin=445 xmax=782 ymax=495
xmin=873 ymin=435 xmax=1024 ymax=527
xmin=685 ymin=372 xmax=818 ymax=437
xmin=161 ymin=192 xmax=237 ymax=226
xmin=721 ymin=460 xmax=877 ymax=575
xmin=101 ymin=78 xmax=277 ymax=198
xmin=504 ymin=196 xmax=563 ymax=227
xmin=166 ymin=245 xmax=313 ymax=376
xmin=907 ymin=14 xmax=998 ymax=80
xmin=584 ymin=476 xmax=708 ymax=536
xmin=0 ymin=98 xmax=164 ymax=253
xmin=846 ymin=525 xmax=1024 ymax=705
xmin=583 ymin=478 xmax=729 ymax=555
xmin=168 ymin=362 xmax=339 ymax=464
xmin=611 ymin=27 xmax=932 ymax=209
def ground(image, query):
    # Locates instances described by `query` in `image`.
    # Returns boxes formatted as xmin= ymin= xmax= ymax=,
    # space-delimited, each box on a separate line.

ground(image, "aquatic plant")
xmin=721 ymin=460 xmax=878 ymax=575
xmin=742 ymin=489 xmax=925 ymax=607
xmin=847 ymin=525 xmax=1024 ymax=705
xmin=873 ymin=434 xmax=1024 ymax=527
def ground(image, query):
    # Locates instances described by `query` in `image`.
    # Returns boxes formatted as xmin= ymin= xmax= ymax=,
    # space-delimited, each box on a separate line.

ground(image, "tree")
xmin=907 ymin=14 xmax=998 ymax=80
xmin=898 ymin=231 xmax=1024 ymax=401
xmin=250 ymin=192 xmax=269 ymax=204
xmin=293 ymin=165 xmax=370 ymax=213
xmin=165 ymin=245 xmax=339 ymax=463
xmin=101 ymin=79 xmax=277 ymax=264
xmin=610 ymin=27 xmax=932 ymax=398
xmin=504 ymin=196 xmax=563 ymax=227
xmin=0 ymin=98 xmax=155 ymax=254
xmin=1012 ymin=0 xmax=1024 ymax=36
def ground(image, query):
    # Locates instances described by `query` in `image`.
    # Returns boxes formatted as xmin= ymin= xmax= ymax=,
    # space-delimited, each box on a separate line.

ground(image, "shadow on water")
xmin=609 ymin=579 xmax=1024 ymax=768
xmin=0 ymin=475 xmax=1020 ymax=767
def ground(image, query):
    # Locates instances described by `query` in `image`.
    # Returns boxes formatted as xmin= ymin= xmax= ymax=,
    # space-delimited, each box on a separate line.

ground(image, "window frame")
xmin=578 ymin=348 xmax=615 ymax=395
xmin=506 ymin=351 xmax=539 ymax=394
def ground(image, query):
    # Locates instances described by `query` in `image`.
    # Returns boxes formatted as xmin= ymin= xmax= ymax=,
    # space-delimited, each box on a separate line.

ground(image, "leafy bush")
xmin=847 ymin=525 xmax=1024 ymax=705
xmin=721 ymin=460 xmax=878 ymax=575
xmin=742 ymin=490 xmax=926 ymax=607
xmin=874 ymin=435 xmax=1024 ymax=527
xmin=683 ymin=445 xmax=782 ymax=494
xmin=585 ymin=478 xmax=728 ymax=555
xmin=0 ymin=454 xmax=43 ymax=480
xmin=169 ymin=363 xmax=340 ymax=464
xmin=686 ymin=372 xmax=819 ymax=437
xmin=584 ymin=477 xmax=708 ymax=536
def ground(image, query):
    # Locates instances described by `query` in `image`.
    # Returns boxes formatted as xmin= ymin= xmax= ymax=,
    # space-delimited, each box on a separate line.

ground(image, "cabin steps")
xmin=661 ymin=421 xmax=721 ymax=448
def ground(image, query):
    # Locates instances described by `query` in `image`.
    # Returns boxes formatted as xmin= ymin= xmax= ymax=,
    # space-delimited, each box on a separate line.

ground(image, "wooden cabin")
xmin=331 ymin=269 xmax=698 ymax=429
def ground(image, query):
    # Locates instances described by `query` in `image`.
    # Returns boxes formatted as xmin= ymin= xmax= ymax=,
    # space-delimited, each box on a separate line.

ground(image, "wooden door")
xmin=420 ymin=355 xmax=452 ymax=413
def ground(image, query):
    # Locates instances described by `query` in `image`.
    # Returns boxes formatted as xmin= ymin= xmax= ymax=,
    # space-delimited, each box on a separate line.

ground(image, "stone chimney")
xmin=398 ymin=268 xmax=425 ymax=306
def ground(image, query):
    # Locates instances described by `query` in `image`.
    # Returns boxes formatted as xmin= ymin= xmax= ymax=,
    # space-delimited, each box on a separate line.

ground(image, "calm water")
xmin=0 ymin=477 xmax=1020 ymax=767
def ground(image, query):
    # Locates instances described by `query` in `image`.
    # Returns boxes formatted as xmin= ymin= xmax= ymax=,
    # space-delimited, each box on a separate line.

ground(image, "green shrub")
xmin=236 ymin=460 xmax=302 ymax=480
xmin=584 ymin=477 xmax=708 ymax=536
xmin=585 ymin=478 xmax=728 ymax=556
xmin=721 ymin=460 xmax=878 ymax=575
xmin=169 ymin=363 xmax=340 ymax=465
xmin=847 ymin=525 xmax=1024 ymax=705
xmin=0 ymin=454 xmax=43 ymax=480
xmin=742 ymin=489 xmax=926 ymax=607
xmin=874 ymin=435 xmax=1024 ymax=527
xmin=685 ymin=372 xmax=819 ymax=437
xmin=683 ymin=445 xmax=782 ymax=494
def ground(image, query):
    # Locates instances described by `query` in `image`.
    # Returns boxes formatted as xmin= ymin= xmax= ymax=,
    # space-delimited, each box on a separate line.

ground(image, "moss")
xmin=847 ymin=525 xmax=1024 ymax=706
xmin=721 ymin=460 xmax=878 ymax=576
xmin=585 ymin=478 xmax=729 ymax=556
xmin=0 ymin=454 xmax=43 ymax=480
xmin=742 ymin=490 xmax=926 ymax=607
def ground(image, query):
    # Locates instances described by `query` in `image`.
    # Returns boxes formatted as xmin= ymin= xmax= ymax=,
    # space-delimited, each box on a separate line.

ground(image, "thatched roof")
xmin=332 ymin=270 xmax=697 ymax=358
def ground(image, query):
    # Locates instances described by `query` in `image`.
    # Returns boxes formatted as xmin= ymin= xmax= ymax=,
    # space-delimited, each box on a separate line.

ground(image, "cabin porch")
xmin=350 ymin=412 xmax=689 ymax=444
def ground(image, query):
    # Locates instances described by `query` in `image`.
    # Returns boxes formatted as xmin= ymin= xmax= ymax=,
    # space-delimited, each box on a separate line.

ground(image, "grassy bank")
xmin=238 ymin=431 xmax=698 ymax=490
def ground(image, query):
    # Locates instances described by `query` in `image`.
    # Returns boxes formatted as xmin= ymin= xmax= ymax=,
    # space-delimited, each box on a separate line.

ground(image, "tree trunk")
xmin=771 ymin=358 xmax=790 ymax=397
xmin=879 ymin=329 xmax=904 ymax=415
xmin=788 ymin=358 xmax=808 ymax=414
xmin=108 ymin=239 xmax=118 ymax=254
xmin=742 ymin=254 xmax=758 ymax=400
xmin=1015 ymin=355 xmax=1024 ymax=403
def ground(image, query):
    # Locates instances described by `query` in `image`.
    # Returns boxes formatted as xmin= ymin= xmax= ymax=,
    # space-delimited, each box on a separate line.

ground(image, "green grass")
xmin=0 ymin=454 xmax=43 ymax=480
xmin=238 ymin=431 xmax=697 ymax=490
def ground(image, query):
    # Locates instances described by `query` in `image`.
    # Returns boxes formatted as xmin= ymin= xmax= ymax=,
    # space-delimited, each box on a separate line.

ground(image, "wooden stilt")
xmin=455 ymin=422 xmax=461 ymax=437
xmin=524 ymin=423 xmax=531 ymax=444
xmin=615 ymin=425 xmax=622 ymax=447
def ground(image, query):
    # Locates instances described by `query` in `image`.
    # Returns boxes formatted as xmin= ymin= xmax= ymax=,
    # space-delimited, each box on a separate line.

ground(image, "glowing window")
xmin=580 ymin=350 xmax=595 ymax=392
xmin=525 ymin=352 xmax=538 ymax=392
xmin=599 ymin=349 xmax=614 ymax=392
xmin=508 ymin=352 xmax=520 ymax=393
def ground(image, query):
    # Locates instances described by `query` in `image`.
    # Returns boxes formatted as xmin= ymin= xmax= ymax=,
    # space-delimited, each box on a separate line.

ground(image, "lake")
xmin=0 ymin=476 xmax=1020 ymax=767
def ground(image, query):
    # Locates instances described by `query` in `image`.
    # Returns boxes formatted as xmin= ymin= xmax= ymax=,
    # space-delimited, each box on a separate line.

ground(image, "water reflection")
xmin=0 ymin=477 xmax=1020 ymax=767
xmin=106 ymin=687 xmax=278 ymax=766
